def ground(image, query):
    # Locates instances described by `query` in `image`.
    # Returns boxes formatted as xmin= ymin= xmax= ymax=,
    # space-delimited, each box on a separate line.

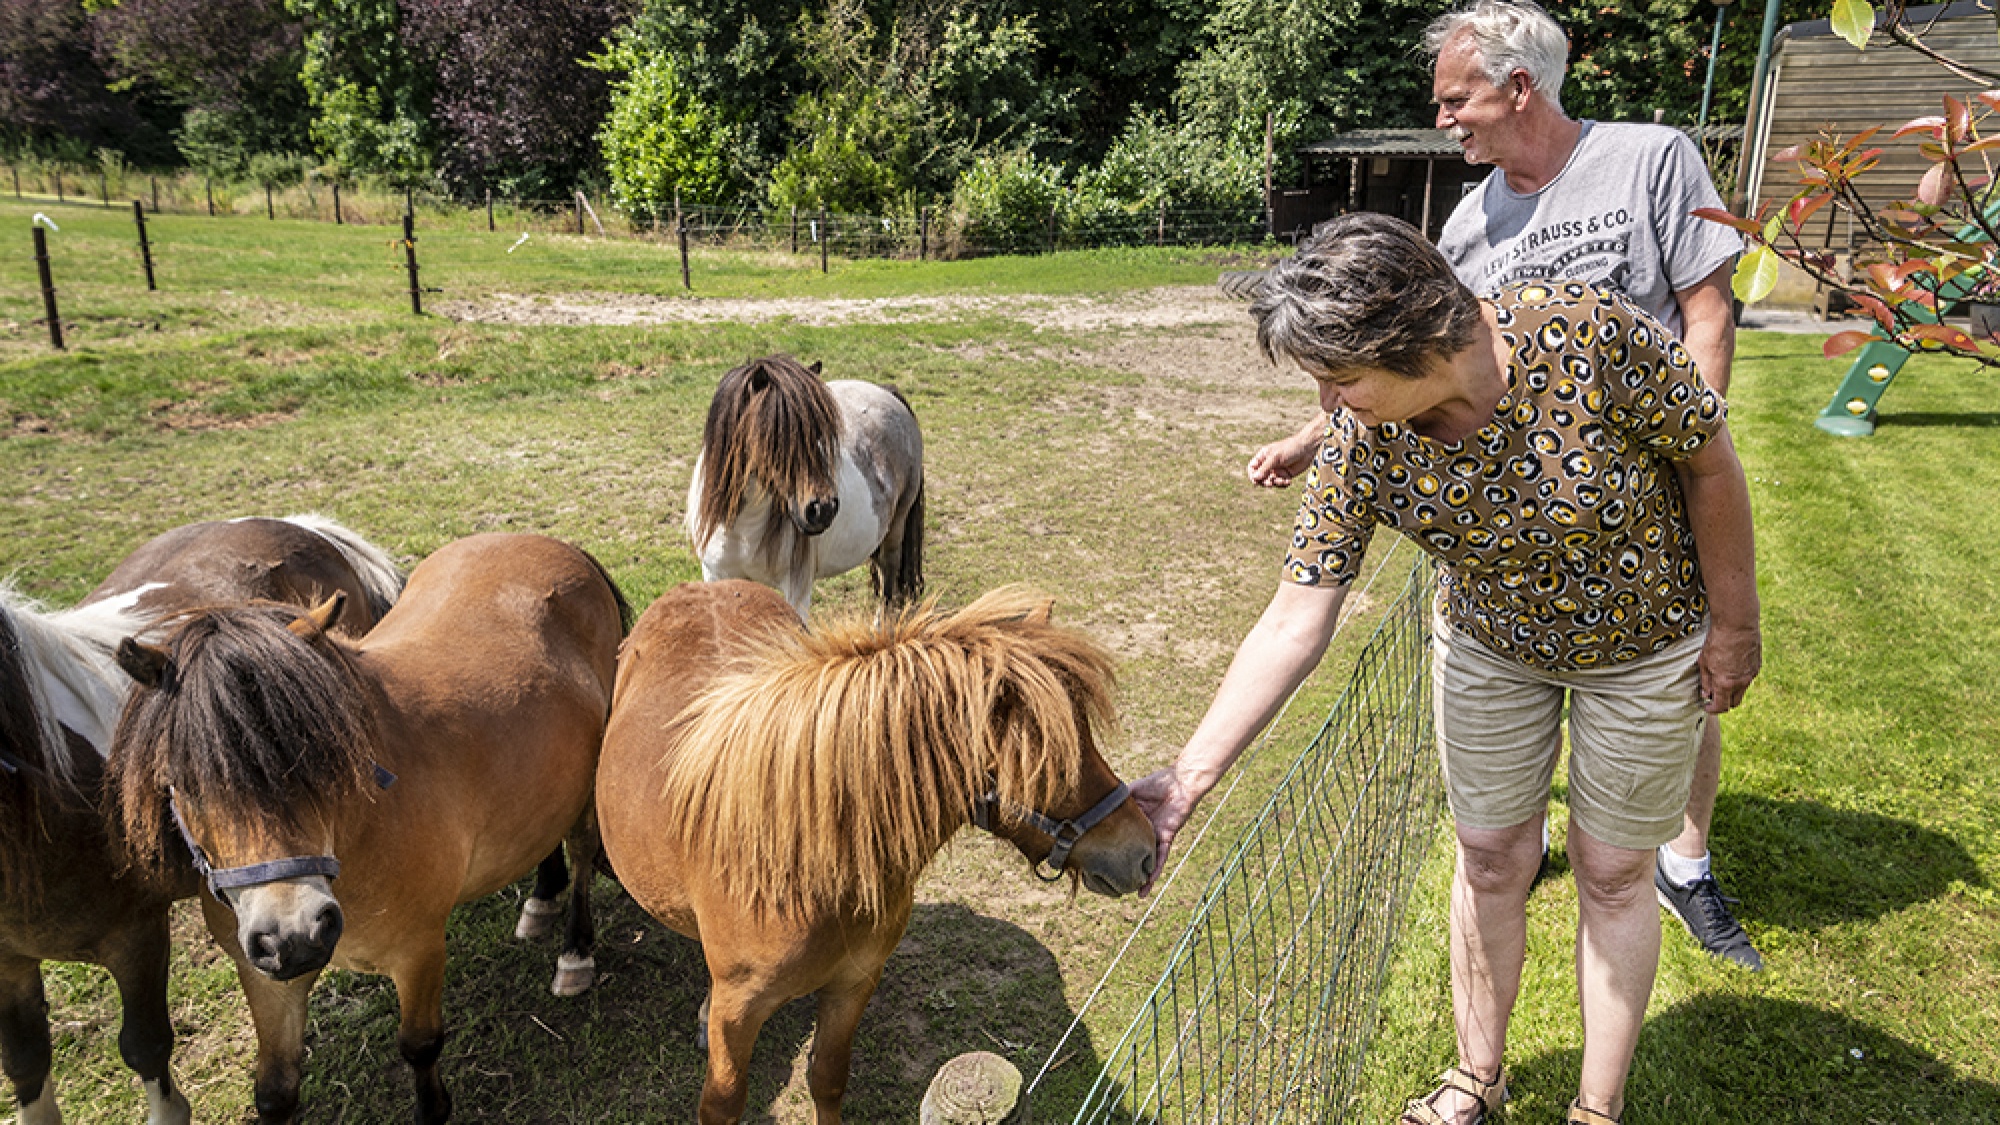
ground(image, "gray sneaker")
xmin=1655 ymin=859 xmax=1764 ymax=971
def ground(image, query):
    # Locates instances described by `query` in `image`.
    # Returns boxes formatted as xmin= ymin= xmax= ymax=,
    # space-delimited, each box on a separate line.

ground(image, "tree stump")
xmin=920 ymin=1051 xmax=1027 ymax=1125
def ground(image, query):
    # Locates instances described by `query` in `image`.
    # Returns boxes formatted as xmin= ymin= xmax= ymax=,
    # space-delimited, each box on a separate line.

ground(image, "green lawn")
xmin=4 ymin=193 xmax=1997 ymax=1123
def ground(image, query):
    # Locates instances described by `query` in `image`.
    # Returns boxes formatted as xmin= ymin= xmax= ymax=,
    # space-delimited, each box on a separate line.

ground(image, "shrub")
xmin=591 ymin=40 xmax=734 ymax=219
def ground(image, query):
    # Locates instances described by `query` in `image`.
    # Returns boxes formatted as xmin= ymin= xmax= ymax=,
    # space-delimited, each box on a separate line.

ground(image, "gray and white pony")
xmin=686 ymin=355 xmax=925 ymax=618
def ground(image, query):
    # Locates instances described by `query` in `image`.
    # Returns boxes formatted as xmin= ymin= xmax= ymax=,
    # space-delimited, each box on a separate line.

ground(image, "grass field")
xmin=4 ymin=194 xmax=1999 ymax=1124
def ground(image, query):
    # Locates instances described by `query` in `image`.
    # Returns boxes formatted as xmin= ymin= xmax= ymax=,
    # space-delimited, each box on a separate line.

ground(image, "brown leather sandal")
xmin=1400 ymin=1065 xmax=1507 ymax=1125
xmin=1566 ymin=1099 xmax=1621 ymax=1124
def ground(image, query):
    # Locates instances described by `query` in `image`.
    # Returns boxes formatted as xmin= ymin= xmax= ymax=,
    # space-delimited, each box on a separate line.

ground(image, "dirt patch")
xmin=437 ymin=285 xmax=1248 ymax=332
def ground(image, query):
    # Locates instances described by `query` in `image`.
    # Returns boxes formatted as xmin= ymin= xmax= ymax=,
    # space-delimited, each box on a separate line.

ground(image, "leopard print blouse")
xmin=1283 ymin=281 xmax=1727 ymax=671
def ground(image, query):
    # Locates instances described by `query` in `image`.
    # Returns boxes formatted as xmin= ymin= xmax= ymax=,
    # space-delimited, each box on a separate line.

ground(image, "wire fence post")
xmin=919 ymin=205 xmax=929 ymax=261
xmin=679 ymin=211 xmax=692 ymax=291
xmin=486 ymin=188 xmax=494 ymax=232
xmin=1157 ymin=199 xmax=1167 ymax=247
xmin=790 ymin=205 xmax=798 ymax=255
xmin=99 ymin=172 xmax=108 ymax=207
xmin=575 ymin=193 xmax=584 ymax=235
xmin=265 ymin=182 xmax=274 ymax=220
xmin=55 ymin=172 xmax=64 ymax=204
xmin=333 ymin=182 xmax=343 ymax=225
xmin=10 ymin=165 xmax=19 ymax=199
xmin=33 ymin=226 xmax=63 ymax=351
xmin=819 ymin=206 xmax=829 ymax=274
xmin=403 ymin=213 xmax=422 ymax=316
xmin=205 ymin=177 xmax=214 ymax=217
xmin=151 ymin=176 xmax=159 ymax=214
xmin=133 ymin=201 xmax=156 ymax=291
xmin=405 ymin=186 xmax=414 ymax=220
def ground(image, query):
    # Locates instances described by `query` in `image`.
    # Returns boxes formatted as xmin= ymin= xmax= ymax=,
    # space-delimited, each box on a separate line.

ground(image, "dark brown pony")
xmin=108 ymin=533 xmax=624 ymax=1125
xmin=0 ymin=515 xmax=401 ymax=1125
xmin=686 ymin=355 xmax=925 ymax=617
xmin=597 ymin=581 xmax=1155 ymax=1125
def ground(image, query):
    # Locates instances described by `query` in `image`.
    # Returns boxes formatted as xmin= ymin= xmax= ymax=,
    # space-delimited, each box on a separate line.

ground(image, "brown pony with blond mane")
xmin=0 ymin=514 xmax=401 ymax=1125
xmin=685 ymin=355 xmax=925 ymax=617
xmin=108 ymin=533 xmax=624 ymax=1125
xmin=597 ymin=580 xmax=1156 ymax=1125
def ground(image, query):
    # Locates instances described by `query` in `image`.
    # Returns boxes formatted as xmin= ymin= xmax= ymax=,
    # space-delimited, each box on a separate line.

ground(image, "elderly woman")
xmin=1131 ymin=212 xmax=1759 ymax=1125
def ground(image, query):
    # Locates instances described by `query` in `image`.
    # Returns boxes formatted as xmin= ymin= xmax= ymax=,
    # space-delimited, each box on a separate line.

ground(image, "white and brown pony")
xmin=107 ymin=533 xmax=625 ymax=1125
xmin=686 ymin=355 xmax=925 ymax=618
xmin=597 ymin=581 xmax=1156 ymax=1125
xmin=0 ymin=514 xmax=401 ymax=1125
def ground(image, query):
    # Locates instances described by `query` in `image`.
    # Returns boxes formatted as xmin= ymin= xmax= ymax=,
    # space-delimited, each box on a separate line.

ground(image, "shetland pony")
xmin=107 ymin=533 xmax=625 ymax=1125
xmin=596 ymin=581 xmax=1156 ymax=1125
xmin=686 ymin=355 xmax=925 ymax=617
xmin=0 ymin=514 xmax=402 ymax=1125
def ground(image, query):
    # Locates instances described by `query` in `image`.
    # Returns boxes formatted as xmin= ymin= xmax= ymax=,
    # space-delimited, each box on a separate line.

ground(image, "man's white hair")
xmin=1424 ymin=0 xmax=1570 ymax=113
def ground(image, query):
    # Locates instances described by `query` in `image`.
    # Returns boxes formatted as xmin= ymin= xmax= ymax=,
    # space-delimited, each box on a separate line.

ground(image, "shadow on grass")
xmin=284 ymin=883 xmax=1099 ymax=1122
xmin=1508 ymin=994 xmax=2000 ymax=1122
xmin=1875 ymin=411 xmax=2000 ymax=429
xmin=1713 ymin=795 xmax=1984 ymax=931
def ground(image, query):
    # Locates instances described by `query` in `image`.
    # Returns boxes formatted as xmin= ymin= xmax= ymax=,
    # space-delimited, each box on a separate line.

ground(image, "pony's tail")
xmin=892 ymin=481 xmax=925 ymax=607
xmin=281 ymin=513 xmax=407 ymax=623
xmin=577 ymin=548 xmax=635 ymax=635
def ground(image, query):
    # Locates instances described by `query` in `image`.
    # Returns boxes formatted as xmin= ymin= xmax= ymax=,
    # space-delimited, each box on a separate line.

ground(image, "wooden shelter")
xmin=1285 ymin=129 xmax=1483 ymax=241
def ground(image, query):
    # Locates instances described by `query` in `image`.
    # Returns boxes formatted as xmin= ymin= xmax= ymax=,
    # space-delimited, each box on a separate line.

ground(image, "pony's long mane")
xmin=657 ymin=586 xmax=1118 ymax=919
xmin=108 ymin=603 xmax=376 ymax=876
xmin=690 ymin=356 xmax=843 ymax=568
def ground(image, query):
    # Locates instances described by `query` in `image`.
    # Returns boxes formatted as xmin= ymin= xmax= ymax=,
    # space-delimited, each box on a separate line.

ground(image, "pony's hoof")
xmin=515 ymin=896 xmax=562 ymax=940
xmin=551 ymin=952 xmax=596 ymax=997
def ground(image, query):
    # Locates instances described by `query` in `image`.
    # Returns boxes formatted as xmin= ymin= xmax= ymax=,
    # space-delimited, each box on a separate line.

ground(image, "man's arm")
xmin=1675 ymin=260 xmax=1737 ymax=396
xmin=1671 ymin=423 xmax=1760 ymax=712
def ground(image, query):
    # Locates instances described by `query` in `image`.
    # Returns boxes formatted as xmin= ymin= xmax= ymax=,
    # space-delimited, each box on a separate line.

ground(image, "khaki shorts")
xmin=1432 ymin=618 xmax=1708 ymax=850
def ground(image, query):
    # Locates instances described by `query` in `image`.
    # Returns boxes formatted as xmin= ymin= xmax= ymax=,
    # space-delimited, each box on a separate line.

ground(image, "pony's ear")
xmin=287 ymin=592 xmax=346 ymax=640
xmin=1018 ymin=599 xmax=1054 ymax=625
xmin=116 ymin=638 xmax=171 ymax=688
xmin=748 ymin=364 xmax=770 ymax=393
xmin=807 ymin=360 xmax=823 ymax=375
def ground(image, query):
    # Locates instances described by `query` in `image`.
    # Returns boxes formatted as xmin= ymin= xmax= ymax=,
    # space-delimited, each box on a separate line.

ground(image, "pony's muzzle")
xmin=236 ymin=883 xmax=343 ymax=980
xmin=798 ymin=496 xmax=840 ymax=535
xmin=1080 ymin=847 xmax=1155 ymax=898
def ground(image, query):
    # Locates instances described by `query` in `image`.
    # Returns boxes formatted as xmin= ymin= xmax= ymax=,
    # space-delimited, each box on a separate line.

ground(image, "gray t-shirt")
xmin=1436 ymin=121 xmax=1741 ymax=337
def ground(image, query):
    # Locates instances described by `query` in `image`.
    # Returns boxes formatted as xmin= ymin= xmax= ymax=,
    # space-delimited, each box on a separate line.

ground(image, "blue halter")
xmin=169 ymin=763 xmax=396 ymax=897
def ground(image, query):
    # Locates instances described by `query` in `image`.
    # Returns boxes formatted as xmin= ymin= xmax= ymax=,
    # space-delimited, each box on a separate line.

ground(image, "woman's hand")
xmin=1246 ymin=419 xmax=1323 ymax=488
xmin=1129 ymin=766 xmax=1203 ymax=896
xmin=1698 ymin=621 xmax=1761 ymax=713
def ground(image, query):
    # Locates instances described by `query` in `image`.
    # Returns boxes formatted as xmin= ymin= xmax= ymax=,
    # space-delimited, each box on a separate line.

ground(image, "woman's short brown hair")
xmin=1250 ymin=212 xmax=1484 ymax=379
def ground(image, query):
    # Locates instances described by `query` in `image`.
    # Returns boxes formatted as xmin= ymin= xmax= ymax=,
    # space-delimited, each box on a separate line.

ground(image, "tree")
xmin=91 ymin=0 xmax=311 ymax=172
xmin=1719 ymin=0 xmax=2000 ymax=370
xmin=287 ymin=0 xmax=432 ymax=184
xmin=0 ymin=0 xmax=172 ymax=160
xmin=592 ymin=40 xmax=733 ymax=216
xmin=401 ymin=0 xmax=625 ymax=198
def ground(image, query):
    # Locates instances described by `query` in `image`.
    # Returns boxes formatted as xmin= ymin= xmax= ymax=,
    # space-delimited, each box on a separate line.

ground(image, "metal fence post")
xmin=919 ymin=205 xmax=929 ymax=261
xmin=486 ymin=188 xmax=494 ymax=232
xmin=790 ymin=206 xmax=799 ymax=255
xmin=99 ymin=172 xmax=108 ymax=206
xmin=10 ymin=165 xmax=18 ymax=198
xmin=333 ymin=182 xmax=343 ymax=225
xmin=33 ymin=226 xmax=63 ymax=350
xmin=679 ymin=211 xmax=692 ymax=290
xmin=151 ymin=176 xmax=159 ymax=214
xmin=205 ymin=177 xmax=213 ymax=217
xmin=403 ymin=213 xmax=423 ymax=315
xmin=266 ymin=182 xmax=274 ymax=220
xmin=133 ymin=201 xmax=156 ymax=291
xmin=820 ymin=207 xmax=829 ymax=274
xmin=55 ymin=173 xmax=63 ymax=204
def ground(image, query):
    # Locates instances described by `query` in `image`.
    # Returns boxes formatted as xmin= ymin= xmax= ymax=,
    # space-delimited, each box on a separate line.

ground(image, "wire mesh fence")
xmin=0 ymin=163 xmax=1271 ymax=260
xmin=1065 ymin=556 xmax=1442 ymax=1125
